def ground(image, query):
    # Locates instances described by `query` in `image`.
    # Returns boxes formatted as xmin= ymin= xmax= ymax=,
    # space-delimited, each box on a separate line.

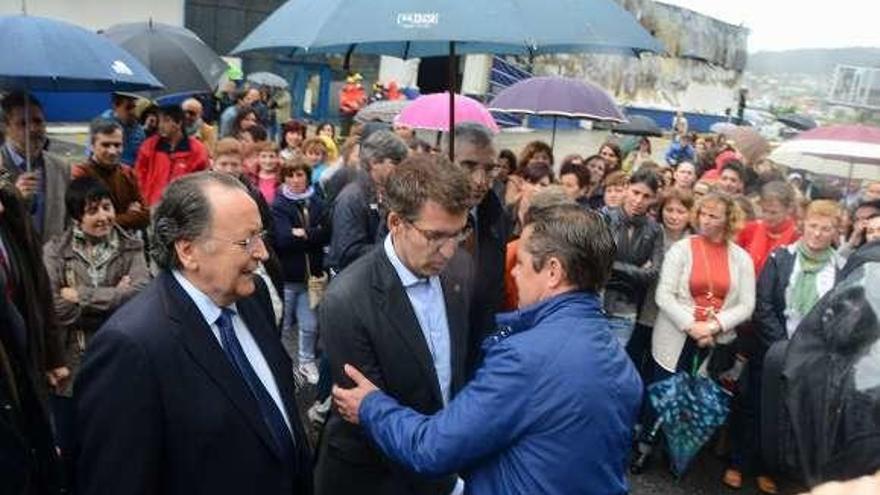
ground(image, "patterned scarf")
xmin=789 ymin=241 xmax=833 ymax=318
xmin=280 ymin=184 xmax=314 ymax=202
xmin=71 ymin=226 xmax=119 ymax=287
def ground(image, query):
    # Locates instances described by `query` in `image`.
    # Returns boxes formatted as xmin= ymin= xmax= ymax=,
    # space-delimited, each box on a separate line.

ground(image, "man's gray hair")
xmin=444 ymin=122 xmax=494 ymax=156
xmin=360 ymin=130 xmax=409 ymax=172
xmin=150 ymin=171 xmax=247 ymax=270
xmin=523 ymin=204 xmax=616 ymax=292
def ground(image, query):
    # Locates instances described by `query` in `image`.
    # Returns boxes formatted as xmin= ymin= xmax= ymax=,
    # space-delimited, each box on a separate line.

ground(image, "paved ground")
xmin=283 ymin=327 xmax=808 ymax=495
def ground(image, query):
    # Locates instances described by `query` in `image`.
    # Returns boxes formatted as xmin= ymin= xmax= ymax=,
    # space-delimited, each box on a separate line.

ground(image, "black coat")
xmin=271 ymin=193 xmax=329 ymax=283
xmin=314 ymin=246 xmax=473 ymax=495
xmin=74 ymin=272 xmax=313 ymax=495
xmin=325 ymin=172 xmax=387 ymax=273
xmin=602 ymin=207 xmax=665 ymax=316
xmin=0 ymin=183 xmax=64 ymax=373
xmin=0 ymin=271 xmax=63 ymax=495
xmin=781 ymin=241 xmax=880 ymax=485
xmin=467 ymin=190 xmax=510 ymax=370
xmin=755 ymin=246 xmax=797 ymax=352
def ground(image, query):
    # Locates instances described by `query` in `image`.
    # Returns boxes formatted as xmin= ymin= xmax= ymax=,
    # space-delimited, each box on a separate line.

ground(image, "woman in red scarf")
xmin=737 ymin=181 xmax=800 ymax=276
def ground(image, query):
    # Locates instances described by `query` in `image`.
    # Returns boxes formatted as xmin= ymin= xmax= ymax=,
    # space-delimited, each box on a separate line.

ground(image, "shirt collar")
xmin=4 ymin=143 xmax=26 ymax=170
xmin=383 ymin=234 xmax=429 ymax=288
xmin=157 ymin=135 xmax=191 ymax=153
xmin=172 ymin=270 xmax=237 ymax=325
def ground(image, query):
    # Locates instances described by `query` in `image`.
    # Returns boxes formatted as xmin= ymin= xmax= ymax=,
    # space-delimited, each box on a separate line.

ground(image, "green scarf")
xmin=789 ymin=241 xmax=833 ymax=317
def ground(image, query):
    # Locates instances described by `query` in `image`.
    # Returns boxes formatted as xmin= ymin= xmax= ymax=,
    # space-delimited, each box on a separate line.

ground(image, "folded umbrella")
xmin=647 ymin=359 xmax=732 ymax=476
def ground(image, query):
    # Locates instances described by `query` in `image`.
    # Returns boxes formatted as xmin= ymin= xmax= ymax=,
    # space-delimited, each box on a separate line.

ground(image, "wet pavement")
xmin=283 ymin=328 xmax=808 ymax=495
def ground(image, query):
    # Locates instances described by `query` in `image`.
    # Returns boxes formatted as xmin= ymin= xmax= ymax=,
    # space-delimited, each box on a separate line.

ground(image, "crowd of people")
xmin=2 ymin=82 xmax=880 ymax=495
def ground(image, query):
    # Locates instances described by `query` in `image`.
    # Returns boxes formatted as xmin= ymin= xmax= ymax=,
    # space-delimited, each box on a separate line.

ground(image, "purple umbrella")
xmin=489 ymin=76 xmax=625 ymax=147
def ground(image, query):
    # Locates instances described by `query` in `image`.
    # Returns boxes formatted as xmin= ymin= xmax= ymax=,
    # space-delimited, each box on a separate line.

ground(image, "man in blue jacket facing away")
xmin=333 ymin=204 xmax=642 ymax=495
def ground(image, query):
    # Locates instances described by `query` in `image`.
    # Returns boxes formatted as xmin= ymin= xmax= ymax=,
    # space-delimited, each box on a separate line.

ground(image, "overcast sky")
xmin=659 ymin=0 xmax=880 ymax=52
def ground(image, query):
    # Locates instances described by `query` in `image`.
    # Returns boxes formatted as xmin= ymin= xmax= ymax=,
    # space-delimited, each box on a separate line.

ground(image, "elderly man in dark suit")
xmin=314 ymin=154 xmax=474 ymax=495
xmin=74 ymin=171 xmax=312 ymax=494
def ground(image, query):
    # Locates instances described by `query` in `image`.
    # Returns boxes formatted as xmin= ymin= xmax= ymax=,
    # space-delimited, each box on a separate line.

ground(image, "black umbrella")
xmin=777 ymin=113 xmax=818 ymax=131
xmin=597 ymin=115 xmax=664 ymax=137
xmin=102 ymin=20 xmax=228 ymax=98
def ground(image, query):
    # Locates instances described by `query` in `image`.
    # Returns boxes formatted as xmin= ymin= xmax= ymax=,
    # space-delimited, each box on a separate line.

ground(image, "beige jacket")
xmin=0 ymin=146 xmax=71 ymax=244
xmin=653 ymin=235 xmax=756 ymax=372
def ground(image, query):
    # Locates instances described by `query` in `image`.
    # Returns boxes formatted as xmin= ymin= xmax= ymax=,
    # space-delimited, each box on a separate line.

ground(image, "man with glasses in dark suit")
xmin=75 ymin=171 xmax=312 ymax=494
xmin=315 ymin=154 xmax=474 ymax=495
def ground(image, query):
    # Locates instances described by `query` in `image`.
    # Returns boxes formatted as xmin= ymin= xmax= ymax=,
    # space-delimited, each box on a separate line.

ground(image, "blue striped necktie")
xmin=215 ymin=308 xmax=297 ymax=469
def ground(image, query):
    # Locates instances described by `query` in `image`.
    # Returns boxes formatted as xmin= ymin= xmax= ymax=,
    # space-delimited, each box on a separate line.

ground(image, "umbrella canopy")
xmin=102 ymin=21 xmax=228 ymax=98
xmin=710 ymin=121 xmax=738 ymax=135
xmin=725 ymin=126 xmax=770 ymax=166
xmin=355 ymin=99 xmax=410 ymax=124
xmin=247 ymin=71 xmax=288 ymax=89
xmin=0 ymin=15 xmax=162 ymax=92
xmin=233 ymin=0 xmax=661 ymax=159
xmin=769 ymin=125 xmax=880 ymax=181
xmin=232 ymin=0 xmax=663 ymax=59
xmin=395 ymin=93 xmax=499 ymax=133
xmin=648 ymin=372 xmax=731 ymax=476
xmin=606 ymin=115 xmax=664 ymax=137
xmin=777 ymin=113 xmax=818 ymax=131
xmin=488 ymin=76 xmax=625 ymax=122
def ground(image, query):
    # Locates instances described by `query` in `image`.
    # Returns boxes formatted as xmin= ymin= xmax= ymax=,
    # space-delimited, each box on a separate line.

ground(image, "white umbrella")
xmin=769 ymin=125 xmax=880 ymax=181
xmin=246 ymin=71 xmax=288 ymax=89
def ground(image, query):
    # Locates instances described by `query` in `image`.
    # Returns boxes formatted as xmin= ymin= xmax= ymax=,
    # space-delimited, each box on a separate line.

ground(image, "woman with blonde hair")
xmin=653 ymin=192 xmax=754 ymax=376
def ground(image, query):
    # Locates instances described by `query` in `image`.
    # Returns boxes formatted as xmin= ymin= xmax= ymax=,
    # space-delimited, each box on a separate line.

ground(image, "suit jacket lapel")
xmin=159 ymin=273 xmax=282 ymax=462
xmin=373 ymin=251 xmax=443 ymax=405
xmin=440 ymin=271 xmax=468 ymax=396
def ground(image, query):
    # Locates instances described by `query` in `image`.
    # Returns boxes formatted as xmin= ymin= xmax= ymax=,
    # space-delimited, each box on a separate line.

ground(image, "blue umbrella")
xmin=0 ymin=15 xmax=163 ymax=92
xmin=233 ymin=0 xmax=663 ymax=58
xmin=0 ymin=15 xmax=163 ymax=171
xmin=232 ymin=0 xmax=663 ymax=157
xmin=647 ymin=370 xmax=732 ymax=476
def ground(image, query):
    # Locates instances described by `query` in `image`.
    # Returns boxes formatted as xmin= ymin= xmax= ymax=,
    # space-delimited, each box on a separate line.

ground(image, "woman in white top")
xmin=653 ymin=191 xmax=755 ymax=376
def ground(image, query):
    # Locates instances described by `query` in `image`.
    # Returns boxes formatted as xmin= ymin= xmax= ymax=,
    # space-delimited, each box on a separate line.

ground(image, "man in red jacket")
xmin=135 ymin=105 xmax=209 ymax=206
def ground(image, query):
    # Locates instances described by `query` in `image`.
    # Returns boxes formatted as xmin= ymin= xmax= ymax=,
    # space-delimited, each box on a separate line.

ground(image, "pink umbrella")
xmin=395 ymin=92 xmax=500 ymax=134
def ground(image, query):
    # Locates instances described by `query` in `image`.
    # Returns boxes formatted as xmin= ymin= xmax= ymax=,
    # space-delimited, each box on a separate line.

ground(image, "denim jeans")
xmin=606 ymin=313 xmax=637 ymax=348
xmin=282 ymin=282 xmax=317 ymax=364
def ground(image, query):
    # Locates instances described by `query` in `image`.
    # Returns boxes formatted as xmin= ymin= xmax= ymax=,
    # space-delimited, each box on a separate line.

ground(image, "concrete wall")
xmin=1 ymin=0 xmax=184 ymax=30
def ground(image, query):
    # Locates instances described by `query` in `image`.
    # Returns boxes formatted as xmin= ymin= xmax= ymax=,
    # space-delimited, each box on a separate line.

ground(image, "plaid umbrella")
xmin=648 ymin=365 xmax=732 ymax=476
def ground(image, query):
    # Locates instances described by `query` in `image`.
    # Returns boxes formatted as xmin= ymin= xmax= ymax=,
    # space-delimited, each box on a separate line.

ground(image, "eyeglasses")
xmin=209 ymin=230 xmax=268 ymax=254
xmin=406 ymin=220 xmax=473 ymax=248
xmin=459 ymin=160 xmax=501 ymax=179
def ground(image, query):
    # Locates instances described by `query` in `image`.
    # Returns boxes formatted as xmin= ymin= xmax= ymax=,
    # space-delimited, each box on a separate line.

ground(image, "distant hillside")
xmin=747 ymin=47 xmax=880 ymax=75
